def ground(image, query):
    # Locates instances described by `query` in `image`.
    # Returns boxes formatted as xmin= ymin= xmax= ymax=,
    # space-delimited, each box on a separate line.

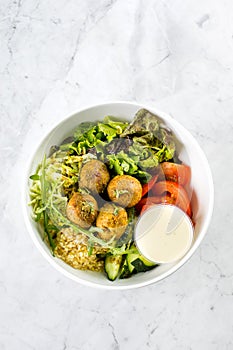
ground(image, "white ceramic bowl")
xmin=22 ymin=102 xmax=214 ymax=290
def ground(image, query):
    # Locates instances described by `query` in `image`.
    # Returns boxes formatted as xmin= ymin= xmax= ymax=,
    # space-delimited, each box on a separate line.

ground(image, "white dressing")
xmin=135 ymin=204 xmax=194 ymax=264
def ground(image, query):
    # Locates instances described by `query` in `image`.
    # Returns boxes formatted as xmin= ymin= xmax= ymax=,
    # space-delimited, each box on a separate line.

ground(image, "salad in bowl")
xmin=24 ymin=102 xmax=214 ymax=289
xmin=28 ymin=108 xmax=194 ymax=281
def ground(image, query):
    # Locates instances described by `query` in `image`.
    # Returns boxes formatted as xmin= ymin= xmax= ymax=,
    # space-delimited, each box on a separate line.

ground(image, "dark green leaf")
xmin=131 ymin=258 xmax=156 ymax=273
xmin=30 ymin=174 xmax=40 ymax=180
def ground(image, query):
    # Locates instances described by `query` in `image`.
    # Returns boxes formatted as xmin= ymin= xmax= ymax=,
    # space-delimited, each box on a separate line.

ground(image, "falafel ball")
xmin=96 ymin=203 xmax=128 ymax=241
xmin=66 ymin=192 xmax=98 ymax=228
xmin=107 ymin=175 xmax=142 ymax=208
xmin=79 ymin=159 xmax=110 ymax=194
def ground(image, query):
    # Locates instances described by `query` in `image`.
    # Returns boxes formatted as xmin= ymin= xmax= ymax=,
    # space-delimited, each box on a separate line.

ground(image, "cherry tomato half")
xmin=141 ymin=174 xmax=158 ymax=197
xmin=152 ymin=181 xmax=192 ymax=217
xmin=136 ymin=195 xmax=174 ymax=212
xmin=140 ymin=195 xmax=176 ymax=214
xmin=160 ymin=162 xmax=191 ymax=186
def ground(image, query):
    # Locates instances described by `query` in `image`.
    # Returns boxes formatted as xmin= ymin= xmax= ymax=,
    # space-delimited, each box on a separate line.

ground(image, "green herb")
xmin=30 ymin=174 xmax=40 ymax=180
xmin=87 ymin=241 xmax=94 ymax=256
xmin=114 ymin=189 xmax=129 ymax=199
xmin=113 ymin=205 xmax=120 ymax=216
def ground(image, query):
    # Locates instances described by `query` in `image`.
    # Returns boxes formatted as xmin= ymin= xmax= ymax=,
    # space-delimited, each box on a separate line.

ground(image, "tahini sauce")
xmin=135 ymin=204 xmax=193 ymax=264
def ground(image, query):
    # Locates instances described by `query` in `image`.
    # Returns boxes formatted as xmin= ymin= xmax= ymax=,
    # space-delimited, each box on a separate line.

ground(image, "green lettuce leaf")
xmin=107 ymin=151 xmax=151 ymax=182
xmin=103 ymin=116 xmax=128 ymax=134
xmin=73 ymin=122 xmax=96 ymax=140
xmin=97 ymin=123 xmax=119 ymax=142
xmin=70 ymin=118 xmax=129 ymax=155
xmin=121 ymin=109 xmax=176 ymax=165
xmin=120 ymin=109 xmax=160 ymax=137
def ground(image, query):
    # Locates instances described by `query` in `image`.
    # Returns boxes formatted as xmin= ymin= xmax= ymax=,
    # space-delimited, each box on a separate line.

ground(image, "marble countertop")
xmin=1 ymin=0 xmax=233 ymax=349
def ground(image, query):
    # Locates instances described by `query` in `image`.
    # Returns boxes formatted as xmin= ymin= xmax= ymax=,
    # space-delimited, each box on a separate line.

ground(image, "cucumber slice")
xmin=126 ymin=253 xmax=140 ymax=273
xmin=131 ymin=258 xmax=156 ymax=273
xmin=104 ymin=254 xmax=122 ymax=281
xmin=127 ymin=252 xmax=155 ymax=273
xmin=119 ymin=258 xmax=132 ymax=279
xmin=139 ymin=255 xmax=155 ymax=267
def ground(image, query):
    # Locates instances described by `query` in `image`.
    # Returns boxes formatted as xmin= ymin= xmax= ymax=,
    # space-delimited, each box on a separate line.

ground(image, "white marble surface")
xmin=1 ymin=0 xmax=233 ymax=349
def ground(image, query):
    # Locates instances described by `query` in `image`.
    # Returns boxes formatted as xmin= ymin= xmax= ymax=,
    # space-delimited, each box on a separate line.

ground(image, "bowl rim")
xmin=22 ymin=100 xmax=214 ymax=290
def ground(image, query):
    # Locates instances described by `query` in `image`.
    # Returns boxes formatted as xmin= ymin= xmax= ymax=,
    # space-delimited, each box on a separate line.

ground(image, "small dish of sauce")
xmin=134 ymin=204 xmax=194 ymax=264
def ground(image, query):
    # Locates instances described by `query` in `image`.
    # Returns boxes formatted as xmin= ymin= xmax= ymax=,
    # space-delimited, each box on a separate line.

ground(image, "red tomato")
xmin=136 ymin=195 xmax=174 ymax=212
xmin=152 ymin=181 xmax=192 ymax=217
xmin=141 ymin=174 xmax=158 ymax=197
xmin=136 ymin=196 xmax=162 ymax=211
xmin=160 ymin=162 xmax=191 ymax=186
xmin=140 ymin=195 xmax=176 ymax=214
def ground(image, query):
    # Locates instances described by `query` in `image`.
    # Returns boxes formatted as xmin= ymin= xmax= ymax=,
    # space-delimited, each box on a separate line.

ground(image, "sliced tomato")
xmin=136 ymin=195 xmax=173 ymax=213
xmin=136 ymin=196 xmax=161 ymax=210
xmin=152 ymin=181 xmax=192 ymax=217
xmin=159 ymin=195 xmax=177 ymax=206
xmin=159 ymin=162 xmax=191 ymax=186
xmin=140 ymin=195 xmax=176 ymax=214
xmin=141 ymin=174 xmax=158 ymax=197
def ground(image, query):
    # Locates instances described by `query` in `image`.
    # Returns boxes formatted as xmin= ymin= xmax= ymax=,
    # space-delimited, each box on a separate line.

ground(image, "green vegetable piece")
xmin=107 ymin=155 xmax=123 ymax=175
xmin=35 ymin=212 xmax=42 ymax=222
xmin=103 ymin=116 xmax=128 ymax=134
xmin=126 ymin=253 xmax=140 ymax=273
xmin=71 ymin=118 xmax=127 ymax=156
xmin=119 ymin=258 xmax=132 ymax=279
xmin=120 ymin=109 xmax=176 ymax=165
xmin=73 ymin=122 xmax=96 ymax=140
xmin=97 ymin=123 xmax=118 ymax=142
xmin=106 ymin=150 xmax=151 ymax=182
xmin=30 ymin=174 xmax=40 ymax=180
xmin=138 ymin=156 xmax=158 ymax=169
xmin=87 ymin=241 xmax=94 ymax=256
xmin=131 ymin=257 xmax=156 ymax=273
xmin=120 ymin=109 xmax=159 ymax=137
xmin=105 ymin=254 xmax=122 ymax=281
xmin=139 ymin=255 xmax=156 ymax=267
